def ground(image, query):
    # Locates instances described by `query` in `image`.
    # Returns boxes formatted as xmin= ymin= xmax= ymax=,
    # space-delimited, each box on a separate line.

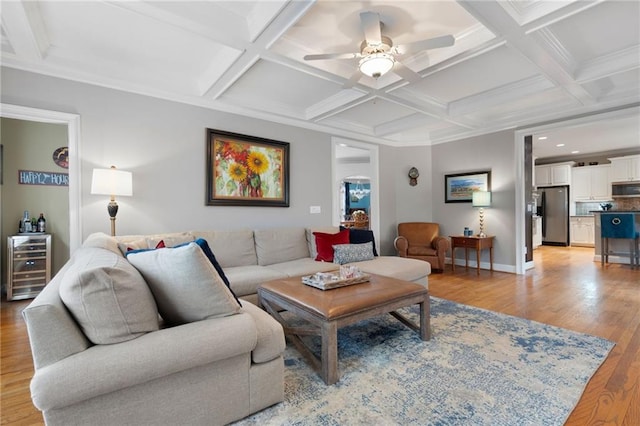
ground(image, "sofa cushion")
xmin=313 ymin=229 xmax=350 ymax=262
xmin=254 ymin=227 xmax=309 ymax=266
xmin=127 ymin=243 xmax=241 ymax=326
xmin=265 ymin=258 xmax=338 ymax=278
xmin=340 ymin=226 xmax=379 ymax=256
xmin=193 ymin=230 xmax=257 ymax=267
xmin=82 ymin=232 xmax=121 ymax=255
xmin=59 ymin=247 xmax=160 ymax=345
xmin=332 ymin=242 xmax=375 ymax=265
xmin=223 ymin=265 xmax=288 ymax=298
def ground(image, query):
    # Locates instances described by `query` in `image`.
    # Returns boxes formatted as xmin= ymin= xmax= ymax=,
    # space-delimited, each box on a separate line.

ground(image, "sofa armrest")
xmin=394 ymin=236 xmax=409 ymax=257
xmin=239 ymin=300 xmax=285 ymax=364
xmin=31 ymin=313 xmax=258 ymax=411
xmin=432 ymin=236 xmax=450 ymax=253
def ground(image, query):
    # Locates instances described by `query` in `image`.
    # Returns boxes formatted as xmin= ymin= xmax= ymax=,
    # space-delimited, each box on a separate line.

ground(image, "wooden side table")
xmin=450 ymin=235 xmax=494 ymax=275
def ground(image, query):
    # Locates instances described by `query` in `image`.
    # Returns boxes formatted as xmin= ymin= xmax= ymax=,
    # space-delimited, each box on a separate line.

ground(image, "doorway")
xmin=331 ymin=138 xmax=379 ymax=238
xmin=0 ymin=104 xmax=82 ymax=286
xmin=340 ymin=178 xmax=371 ymax=229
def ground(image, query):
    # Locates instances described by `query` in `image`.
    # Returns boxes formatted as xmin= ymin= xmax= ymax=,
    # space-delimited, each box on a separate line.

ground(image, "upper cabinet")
xmin=535 ymin=162 xmax=573 ymax=187
xmin=572 ymin=165 xmax=611 ymax=201
xmin=609 ymin=155 xmax=640 ymax=182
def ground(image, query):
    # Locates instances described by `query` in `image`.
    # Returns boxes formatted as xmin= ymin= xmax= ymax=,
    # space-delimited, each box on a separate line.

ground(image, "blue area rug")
xmin=236 ymin=297 xmax=614 ymax=425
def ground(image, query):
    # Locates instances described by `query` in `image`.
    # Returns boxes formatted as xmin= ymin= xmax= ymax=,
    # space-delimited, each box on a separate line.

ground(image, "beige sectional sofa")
xmin=188 ymin=226 xmax=431 ymax=304
xmin=23 ymin=226 xmax=430 ymax=425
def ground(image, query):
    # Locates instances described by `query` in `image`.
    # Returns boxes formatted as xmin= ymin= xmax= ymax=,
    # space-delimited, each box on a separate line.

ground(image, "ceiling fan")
xmin=303 ymin=11 xmax=455 ymax=88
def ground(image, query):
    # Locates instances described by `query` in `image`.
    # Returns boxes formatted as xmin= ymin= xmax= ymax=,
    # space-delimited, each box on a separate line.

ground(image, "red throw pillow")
xmin=313 ymin=229 xmax=350 ymax=262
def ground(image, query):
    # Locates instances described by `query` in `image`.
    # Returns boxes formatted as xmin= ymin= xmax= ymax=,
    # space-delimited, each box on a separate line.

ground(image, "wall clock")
xmin=408 ymin=167 xmax=419 ymax=186
xmin=53 ymin=147 xmax=68 ymax=169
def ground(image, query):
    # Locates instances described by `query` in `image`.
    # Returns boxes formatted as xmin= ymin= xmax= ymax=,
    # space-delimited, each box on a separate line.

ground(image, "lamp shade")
xmin=91 ymin=167 xmax=133 ymax=196
xmin=472 ymin=191 xmax=491 ymax=207
xmin=359 ymin=53 xmax=395 ymax=78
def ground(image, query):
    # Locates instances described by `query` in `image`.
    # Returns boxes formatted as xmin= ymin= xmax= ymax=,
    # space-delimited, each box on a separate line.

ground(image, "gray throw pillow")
xmin=59 ymin=247 xmax=160 ymax=345
xmin=127 ymin=243 xmax=241 ymax=326
xmin=332 ymin=242 xmax=375 ymax=265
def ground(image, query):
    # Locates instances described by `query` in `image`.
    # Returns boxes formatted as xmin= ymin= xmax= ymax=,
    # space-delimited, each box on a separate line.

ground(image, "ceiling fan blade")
xmin=360 ymin=11 xmax=382 ymax=45
xmin=343 ymin=70 xmax=362 ymax=89
xmin=304 ymin=52 xmax=359 ymax=61
xmin=393 ymin=61 xmax=422 ymax=84
xmin=395 ymin=35 xmax=455 ymax=55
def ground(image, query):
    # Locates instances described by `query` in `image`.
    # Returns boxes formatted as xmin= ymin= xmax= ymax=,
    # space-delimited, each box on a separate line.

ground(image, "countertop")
xmin=589 ymin=210 xmax=640 ymax=213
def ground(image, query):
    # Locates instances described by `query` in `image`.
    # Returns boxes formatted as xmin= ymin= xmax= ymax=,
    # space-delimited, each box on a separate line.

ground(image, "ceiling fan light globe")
xmin=359 ymin=53 xmax=395 ymax=78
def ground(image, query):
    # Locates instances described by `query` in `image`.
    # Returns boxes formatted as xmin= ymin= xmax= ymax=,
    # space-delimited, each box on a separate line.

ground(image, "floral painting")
xmin=445 ymin=171 xmax=491 ymax=203
xmin=206 ymin=129 xmax=289 ymax=206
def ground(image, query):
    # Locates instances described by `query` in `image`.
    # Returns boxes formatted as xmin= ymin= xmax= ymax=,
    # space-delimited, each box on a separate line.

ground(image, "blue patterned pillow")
xmin=332 ymin=242 xmax=375 ymax=265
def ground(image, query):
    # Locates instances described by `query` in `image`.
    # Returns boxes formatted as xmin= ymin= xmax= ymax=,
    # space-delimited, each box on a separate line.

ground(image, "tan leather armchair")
xmin=394 ymin=222 xmax=450 ymax=272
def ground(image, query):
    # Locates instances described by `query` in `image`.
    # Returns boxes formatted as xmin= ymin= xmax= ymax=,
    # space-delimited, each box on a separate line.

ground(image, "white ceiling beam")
xmin=103 ymin=1 xmax=249 ymax=50
xmin=448 ymin=75 xmax=555 ymax=116
xmin=576 ymin=46 xmax=640 ymax=83
xmin=201 ymin=0 xmax=315 ymax=100
xmin=458 ymin=0 xmax=597 ymax=106
xmin=1 ymin=1 xmax=49 ymax=60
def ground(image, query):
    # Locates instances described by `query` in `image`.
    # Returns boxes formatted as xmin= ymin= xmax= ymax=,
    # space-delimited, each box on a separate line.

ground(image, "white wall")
xmin=431 ymin=130 xmax=517 ymax=271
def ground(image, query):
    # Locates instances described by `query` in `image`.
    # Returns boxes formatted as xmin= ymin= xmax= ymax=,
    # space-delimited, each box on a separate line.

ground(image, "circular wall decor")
xmin=53 ymin=147 xmax=69 ymax=169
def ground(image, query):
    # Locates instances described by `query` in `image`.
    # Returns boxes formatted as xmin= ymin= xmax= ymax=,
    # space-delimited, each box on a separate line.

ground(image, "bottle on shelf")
xmin=37 ymin=213 xmax=46 ymax=233
xmin=22 ymin=210 xmax=32 ymax=233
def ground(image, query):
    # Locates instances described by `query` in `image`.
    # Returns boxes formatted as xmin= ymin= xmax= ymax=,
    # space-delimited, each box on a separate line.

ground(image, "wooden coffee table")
xmin=258 ymin=273 xmax=430 ymax=385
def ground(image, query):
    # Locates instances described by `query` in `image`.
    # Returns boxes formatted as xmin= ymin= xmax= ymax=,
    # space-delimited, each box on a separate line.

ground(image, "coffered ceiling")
xmin=2 ymin=1 xmax=639 ymax=147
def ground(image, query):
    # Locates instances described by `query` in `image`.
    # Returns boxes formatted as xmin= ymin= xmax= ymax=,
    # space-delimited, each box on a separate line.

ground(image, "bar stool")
xmin=600 ymin=213 xmax=639 ymax=268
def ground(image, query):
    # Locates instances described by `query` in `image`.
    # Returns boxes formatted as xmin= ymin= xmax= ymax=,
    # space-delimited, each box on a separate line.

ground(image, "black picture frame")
xmin=444 ymin=170 xmax=491 ymax=203
xmin=206 ymin=129 xmax=289 ymax=207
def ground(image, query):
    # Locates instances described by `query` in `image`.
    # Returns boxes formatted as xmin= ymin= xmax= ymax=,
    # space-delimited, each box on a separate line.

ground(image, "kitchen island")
xmin=592 ymin=211 xmax=640 ymax=265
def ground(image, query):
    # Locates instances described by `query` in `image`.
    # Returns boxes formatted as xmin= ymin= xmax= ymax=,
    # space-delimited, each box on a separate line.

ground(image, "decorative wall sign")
xmin=444 ymin=170 xmax=491 ymax=203
xmin=19 ymin=170 xmax=69 ymax=186
xmin=206 ymin=129 xmax=289 ymax=207
xmin=52 ymin=147 xmax=69 ymax=169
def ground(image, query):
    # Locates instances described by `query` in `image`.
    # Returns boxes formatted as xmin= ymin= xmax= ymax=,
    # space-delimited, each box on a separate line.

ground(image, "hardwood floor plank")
xmin=1 ymin=245 xmax=638 ymax=425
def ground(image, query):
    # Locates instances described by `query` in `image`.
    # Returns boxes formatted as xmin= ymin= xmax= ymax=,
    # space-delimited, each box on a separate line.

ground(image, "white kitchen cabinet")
xmin=572 ymin=165 xmax=611 ymax=201
xmin=609 ymin=155 xmax=640 ymax=182
xmin=570 ymin=216 xmax=595 ymax=247
xmin=535 ymin=162 xmax=573 ymax=187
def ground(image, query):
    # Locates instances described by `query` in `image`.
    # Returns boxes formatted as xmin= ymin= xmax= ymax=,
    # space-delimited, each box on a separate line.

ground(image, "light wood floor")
xmin=1 ymin=246 xmax=638 ymax=425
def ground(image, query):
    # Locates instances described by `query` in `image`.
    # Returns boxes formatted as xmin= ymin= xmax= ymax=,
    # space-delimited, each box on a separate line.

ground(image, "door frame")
xmin=331 ymin=137 xmax=380 ymax=239
xmin=1 ymin=103 xmax=82 ymax=253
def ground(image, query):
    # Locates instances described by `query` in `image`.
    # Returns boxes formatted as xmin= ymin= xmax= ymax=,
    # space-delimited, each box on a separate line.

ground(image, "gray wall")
xmin=1 ymin=68 xmax=522 ymax=269
xmin=1 ymin=118 xmax=70 ymax=279
xmin=432 ymin=130 xmax=517 ymax=271
xmin=1 ymin=68 xmax=434 ymax=256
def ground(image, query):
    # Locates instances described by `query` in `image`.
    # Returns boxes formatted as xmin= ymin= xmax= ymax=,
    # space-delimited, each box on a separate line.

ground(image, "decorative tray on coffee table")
xmin=301 ymin=270 xmax=370 ymax=290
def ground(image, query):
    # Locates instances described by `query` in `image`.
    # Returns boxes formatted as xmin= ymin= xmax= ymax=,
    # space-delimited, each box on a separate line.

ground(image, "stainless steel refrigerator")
xmin=538 ymin=186 xmax=569 ymax=246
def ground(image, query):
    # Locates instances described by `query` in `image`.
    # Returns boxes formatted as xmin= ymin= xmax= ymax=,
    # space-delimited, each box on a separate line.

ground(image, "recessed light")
xmin=571 ymin=150 xmax=580 ymax=154
xmin=556 ymin=143 xmax=565 ymax=147
xmin=538 ymin=136 xmax=547 ymax=140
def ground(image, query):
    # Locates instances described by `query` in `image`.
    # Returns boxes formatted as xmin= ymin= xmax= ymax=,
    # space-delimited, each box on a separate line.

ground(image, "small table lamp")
xmin=91 ymin=166 xmax=133 ymax=236
xmin=472 ymin=191 xmax=491 ymax=238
